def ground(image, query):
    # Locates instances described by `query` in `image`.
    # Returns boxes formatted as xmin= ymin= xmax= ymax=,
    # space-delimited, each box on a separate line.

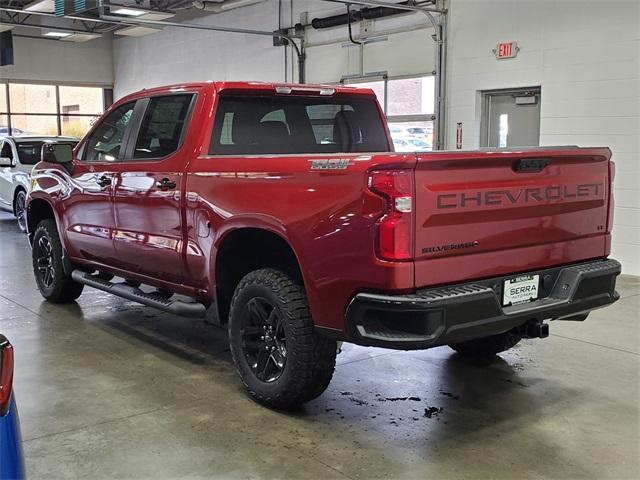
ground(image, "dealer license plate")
xmin=503 ymin=275 xmax=539 ymax=306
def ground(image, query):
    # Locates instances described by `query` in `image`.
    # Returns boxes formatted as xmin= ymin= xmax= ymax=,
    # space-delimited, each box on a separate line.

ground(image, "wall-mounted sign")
xmin=494 ymin=42 xmax=519 ymax=59
xmin=456 ymin=122 xmax=463 ymax=149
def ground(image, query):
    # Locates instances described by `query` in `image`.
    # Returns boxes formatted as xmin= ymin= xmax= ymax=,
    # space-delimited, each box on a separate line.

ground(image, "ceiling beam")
xmin=0 ymin=17 xmax=99 ymax=34
xmin=0 ymin=6 xmax=121 ymax=26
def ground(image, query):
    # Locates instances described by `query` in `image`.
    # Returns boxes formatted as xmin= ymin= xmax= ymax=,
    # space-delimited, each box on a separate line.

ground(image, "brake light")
xmin=0 ymin=336 xmax=14 ymax=416
xmin=368 ymin=170 xmax=414 ymax=261
xmin=607 ymin=161 xmax=615 ymax=233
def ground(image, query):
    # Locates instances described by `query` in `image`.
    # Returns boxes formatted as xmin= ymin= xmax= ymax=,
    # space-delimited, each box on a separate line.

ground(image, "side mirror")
xmin=41 ymin=142 xmax=74 ymax=164
xmin=0 ymin=157 xmax=12 ymax=167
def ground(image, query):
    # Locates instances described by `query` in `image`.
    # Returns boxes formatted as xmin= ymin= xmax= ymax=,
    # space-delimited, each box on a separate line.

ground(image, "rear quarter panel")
xmin=185 ymin=152 xmax=416 ymax=332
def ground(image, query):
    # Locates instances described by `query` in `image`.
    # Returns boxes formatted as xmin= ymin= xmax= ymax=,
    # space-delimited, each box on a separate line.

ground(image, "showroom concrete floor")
xmin=0 ymin=211 xmax=638 ymax=480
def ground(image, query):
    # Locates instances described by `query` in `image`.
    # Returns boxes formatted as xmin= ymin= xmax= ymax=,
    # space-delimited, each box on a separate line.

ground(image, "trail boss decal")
xmin=437 ymin=183 xmax=603 ymax=209
xmin=309 ymin=158 xmax=353 ymax=170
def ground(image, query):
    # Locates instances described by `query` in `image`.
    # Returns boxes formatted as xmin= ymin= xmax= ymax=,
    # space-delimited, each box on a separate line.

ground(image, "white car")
xmin=393 ymin=137 xmax=415 ymax=152
xmin=0 ymin=127 xmax=25 ymax=138
xmin=407 ymin=137 xmax=432 ymax=151
xmin=0 ymin=136 xmax=78 ymax=231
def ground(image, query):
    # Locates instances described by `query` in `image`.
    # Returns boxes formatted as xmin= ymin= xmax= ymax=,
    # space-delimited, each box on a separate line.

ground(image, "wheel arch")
xmin=213 ymin=226 xmax=305 ymax=325
xmin=26 ymin=197 xmax=57 ymax=244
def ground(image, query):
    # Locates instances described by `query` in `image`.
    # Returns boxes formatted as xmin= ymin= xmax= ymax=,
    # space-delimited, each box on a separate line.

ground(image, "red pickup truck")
xmin=26 ymin=81 xmax=621 ymax=409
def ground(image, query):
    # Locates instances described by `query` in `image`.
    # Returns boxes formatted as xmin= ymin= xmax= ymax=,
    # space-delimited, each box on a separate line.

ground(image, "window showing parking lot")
xmin=344 ymin=75 xmax=435 ymax=151
xmin=0 ymin=82 xmax=110 ymax=139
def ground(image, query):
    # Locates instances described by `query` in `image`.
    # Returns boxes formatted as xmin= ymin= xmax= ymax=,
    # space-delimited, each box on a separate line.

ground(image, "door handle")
xmin=96 ymin=175 xmax=111 ymax=188
xmin=156 ymin=178 xmax=177 ymax=190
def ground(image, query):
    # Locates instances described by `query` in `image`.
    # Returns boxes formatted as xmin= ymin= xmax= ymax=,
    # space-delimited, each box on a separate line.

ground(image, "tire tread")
xmin=32 ymin=219 xmax=84 ymax=303
xmin=229 ymin=268 xmax=336 ymax=409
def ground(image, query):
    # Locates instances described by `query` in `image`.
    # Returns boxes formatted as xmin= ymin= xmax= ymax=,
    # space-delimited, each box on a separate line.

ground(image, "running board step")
xmin=71 ymin=270 xmax=206 ymax=318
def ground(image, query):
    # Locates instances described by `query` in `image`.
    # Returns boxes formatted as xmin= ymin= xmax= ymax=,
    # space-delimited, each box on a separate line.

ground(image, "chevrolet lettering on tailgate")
xmin=436 ymin=183 xmax=603 ymax=209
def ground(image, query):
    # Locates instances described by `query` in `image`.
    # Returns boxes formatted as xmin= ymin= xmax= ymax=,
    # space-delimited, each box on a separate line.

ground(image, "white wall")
xmin=1 ymin=35 xmax=113 ymax=85
xmin=446 ymin=0 xmax=640 ymax=275
xmin=113 ymin=6 xmax=283 ymax=98
xmin=112 ymin=0 xmax=436 ymax=98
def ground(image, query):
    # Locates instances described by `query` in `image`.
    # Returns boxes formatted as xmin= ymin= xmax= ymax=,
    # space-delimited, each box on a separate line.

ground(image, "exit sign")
xmin=494 ymin=42 xmax=519 ymax=59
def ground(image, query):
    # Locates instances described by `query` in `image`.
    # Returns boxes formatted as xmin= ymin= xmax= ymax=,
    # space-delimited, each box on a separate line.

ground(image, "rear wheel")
xmin=14 ymin=190 xmax=26 ymax=233
xmin=449 ymin=330 xmax=522 ymax=358
xmin=32 ymin=219 xmax=84 ymax=303
xmin=228 ymin=268 xmax=337 ymax=409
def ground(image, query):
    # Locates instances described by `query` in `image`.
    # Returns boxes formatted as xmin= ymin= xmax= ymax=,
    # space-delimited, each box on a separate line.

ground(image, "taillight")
xmin=607 ymin=161 xmax=615 ymax=233
xmin=368 ymin=170 xmax=414 ymax=261
xmin=0 ymin=335 xmax=14 ymax=416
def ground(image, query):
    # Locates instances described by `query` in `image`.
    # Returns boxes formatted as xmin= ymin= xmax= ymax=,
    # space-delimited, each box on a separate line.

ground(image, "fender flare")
xmin=211 ymin=214 xmax=307 ymax=284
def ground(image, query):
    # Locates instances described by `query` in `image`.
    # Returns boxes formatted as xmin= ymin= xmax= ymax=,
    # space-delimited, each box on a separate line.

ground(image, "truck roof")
xmin=117 ymin=81 xmax=376 ymax=103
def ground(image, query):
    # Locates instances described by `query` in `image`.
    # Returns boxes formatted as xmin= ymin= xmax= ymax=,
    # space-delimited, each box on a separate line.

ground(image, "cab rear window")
xmin=210 ymin=94 xmax=389 ymax=155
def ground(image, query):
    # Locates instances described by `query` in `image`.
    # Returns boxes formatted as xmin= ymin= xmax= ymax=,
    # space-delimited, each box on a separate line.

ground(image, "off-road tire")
xmin=449 ymin=330 xmax=522 ymax=357
xmin=32 ymin=219 xmax=84 ymax=303
xmin=228 ymin=268 xmax=337 ymax=409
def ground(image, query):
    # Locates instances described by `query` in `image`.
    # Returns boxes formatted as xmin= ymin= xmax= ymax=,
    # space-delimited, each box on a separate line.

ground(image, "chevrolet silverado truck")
xmin=26 ymin=82 xmax=621 ymax=409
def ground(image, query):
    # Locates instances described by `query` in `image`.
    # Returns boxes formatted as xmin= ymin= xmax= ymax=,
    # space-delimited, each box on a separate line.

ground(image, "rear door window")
xmin=210 ymin=94 xmax=389 ymax=155
xmin=132 ymin=94 xmax=194 ymax=160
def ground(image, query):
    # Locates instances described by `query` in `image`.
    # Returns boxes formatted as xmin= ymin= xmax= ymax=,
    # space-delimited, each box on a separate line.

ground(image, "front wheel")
xmin=14 ymin=190 xmax=26 ymax=233
xmin=228 ymin=268 xmax=337 ymax=409
xmin=32 ymin=219 xmax=84 ymax=303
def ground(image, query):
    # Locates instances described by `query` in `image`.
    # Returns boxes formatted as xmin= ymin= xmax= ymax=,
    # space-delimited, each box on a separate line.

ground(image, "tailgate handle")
xmin=513 ymin=158 xmax=550 ymax=172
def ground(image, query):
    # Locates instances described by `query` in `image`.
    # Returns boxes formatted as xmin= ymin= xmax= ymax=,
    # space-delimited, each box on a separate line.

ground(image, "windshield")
xmin=210 ymin=94 xmax=390 ymax=155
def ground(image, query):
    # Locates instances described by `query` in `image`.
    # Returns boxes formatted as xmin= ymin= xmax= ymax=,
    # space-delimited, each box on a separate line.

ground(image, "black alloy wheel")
xmin=241 ymin=297 xmax=287 ymax=383
xmin=34 ymin=235 xmax=55 ymax=289
xmin=228 ymin=268 xmax=337 ymax=409
xmin=31 ymin=219 xmax=84 ymax=303
xmin=15 ymin=191 xmax=26 ymax=232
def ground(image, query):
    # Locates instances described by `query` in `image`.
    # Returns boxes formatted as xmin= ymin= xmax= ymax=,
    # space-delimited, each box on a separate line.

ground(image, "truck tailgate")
xmin=413 ymin=148 xmax=612 ymax=288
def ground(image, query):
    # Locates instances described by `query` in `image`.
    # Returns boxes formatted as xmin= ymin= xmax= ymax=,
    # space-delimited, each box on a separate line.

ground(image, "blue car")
xmin=0 ymin=335 xmax=25 ymax=480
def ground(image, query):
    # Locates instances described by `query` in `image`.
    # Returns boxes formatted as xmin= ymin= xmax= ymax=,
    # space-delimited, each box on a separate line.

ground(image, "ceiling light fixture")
xmin=43 ymin=31 xmax=72 ymax=38
xmin=114 ymin=25 xmax=161 ymax=37
xmin=24 ymin=0 xmax=55 ymax=13
xmin=62 ymin=32 xmax=102 ymax=42
xmin=112 ymin=8 xmax=146 ymax=17
xmin=110 ymin=7 xmax=175 ymax=20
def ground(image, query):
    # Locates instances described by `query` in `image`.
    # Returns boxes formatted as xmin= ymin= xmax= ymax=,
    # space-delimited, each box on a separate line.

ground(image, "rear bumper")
xmin=345 ymin=259 xmax=621 ymax=350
